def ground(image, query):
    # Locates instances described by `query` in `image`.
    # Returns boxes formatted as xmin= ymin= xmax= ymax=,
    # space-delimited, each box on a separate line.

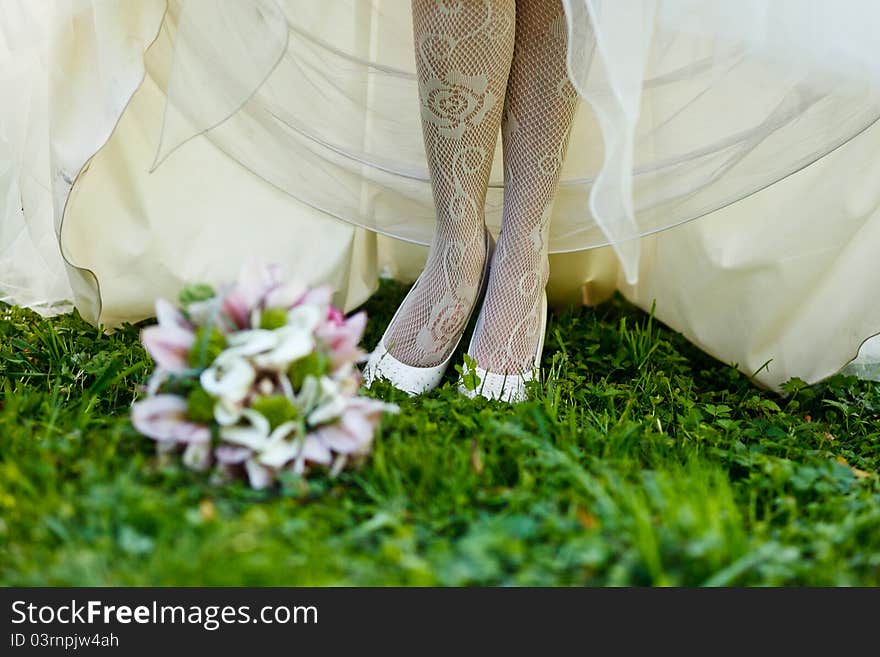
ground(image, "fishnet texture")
xmin=385 ymin=0 xmax=515 ymax=366
xmin=469 ymin=0 xmax=579 ymax=374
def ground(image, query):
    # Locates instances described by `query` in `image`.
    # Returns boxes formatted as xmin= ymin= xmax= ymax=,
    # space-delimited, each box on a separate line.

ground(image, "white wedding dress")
xmin=1 ymin=0 xmax=879 ymax=389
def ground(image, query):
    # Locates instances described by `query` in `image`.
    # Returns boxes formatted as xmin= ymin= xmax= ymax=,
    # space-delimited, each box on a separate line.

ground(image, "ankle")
xmin=425 ymin=226 xmax=487 ymax=274
xmin=493 ymin=232 xmax=549 ymax=286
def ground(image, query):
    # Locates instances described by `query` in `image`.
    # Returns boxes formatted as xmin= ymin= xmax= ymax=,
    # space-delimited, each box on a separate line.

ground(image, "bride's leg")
xmin=469 ymin=0 xmax=578 ymax=374
xmin=384 ymin=0 xmax=515 ymax=367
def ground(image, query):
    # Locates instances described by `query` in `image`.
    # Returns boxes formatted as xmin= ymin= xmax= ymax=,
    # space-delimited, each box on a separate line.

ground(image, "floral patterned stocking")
xmin=469 ymin=0 xmax=579 ymax=374
xmin=384 ymin=0 xmax=515 ymax=367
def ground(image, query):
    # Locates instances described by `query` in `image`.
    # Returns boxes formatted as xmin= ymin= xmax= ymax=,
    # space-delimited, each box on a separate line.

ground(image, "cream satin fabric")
xmin=2 ymin=0 xmax=879 ymax=390
xmin=0 ymin=0 xmax=165 ymax=313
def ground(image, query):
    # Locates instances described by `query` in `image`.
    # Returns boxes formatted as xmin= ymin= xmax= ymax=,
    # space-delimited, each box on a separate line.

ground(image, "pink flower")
xmin=237 ymin=261 xmax=284 ymax=308
xmin=132 ymin=395 xmax=210 ymax=443
xmin=221 ymin=288 xmax=251 ymax=330
xmin=215 ymin=445 xmax=252 ymax=464
xmin=296 ymin=285 xmax=333 ymax=309
xmin=222 ymin=262 xmax=313 ymax=329
xmin=290 ymin=435 xmax=333 ymax=475
xmin=265 ymin=281 xmax=308 ymax=310
xmin=310 ymin=397 xmax=397 ymax=456
xmin=327 ymin=306 xmax=344 ymax=324
xmin=316 ymin=310 xmax=367 ymax=371
xmin=141 ymin=299 xmax=195 ymax=371
xmin=236 ymin=261 xmax=308 ymax=309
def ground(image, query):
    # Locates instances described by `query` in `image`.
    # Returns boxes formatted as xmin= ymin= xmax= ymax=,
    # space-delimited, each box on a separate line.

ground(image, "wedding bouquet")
xmin=132 ymin=262 xmax=397 ymax=489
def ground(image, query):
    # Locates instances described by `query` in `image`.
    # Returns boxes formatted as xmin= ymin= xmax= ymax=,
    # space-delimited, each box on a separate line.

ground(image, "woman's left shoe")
xmin=458 ymin=290 xmax=548 ymax=403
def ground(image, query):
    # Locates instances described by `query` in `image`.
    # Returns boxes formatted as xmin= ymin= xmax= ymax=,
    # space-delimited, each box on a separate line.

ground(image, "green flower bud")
xmin=259 ymin=307 xmax=289 ymax=330
xmin=288 ymin=351 xmax=330 ymax=390
xmin=251 ymin=394 xmax=300 ymax=430
xmin=178 ymin=283 xmax=216 ymax=307
xmin=186 ymin=387 xmax=216 ymax=424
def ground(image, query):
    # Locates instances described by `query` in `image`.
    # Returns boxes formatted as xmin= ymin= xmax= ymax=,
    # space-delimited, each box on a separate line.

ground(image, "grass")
xmin=1 ymin=281 xmax=879 ymax=586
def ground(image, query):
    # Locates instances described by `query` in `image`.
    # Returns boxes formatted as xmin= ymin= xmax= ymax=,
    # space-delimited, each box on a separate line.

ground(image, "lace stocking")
xmin=385 ymin=0 xmax=515 ymax=367
xmin=469 ymin=0 xmax=579 ymax=374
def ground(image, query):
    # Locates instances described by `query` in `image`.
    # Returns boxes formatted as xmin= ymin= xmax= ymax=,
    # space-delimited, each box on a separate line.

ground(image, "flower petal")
xmin=236 ymin=261 xmax=283 ymax=309
xmin=258 ymin=422 xmax=302 ymax=468
xmin=265 ymin=280 xmax=307 ymax=309
xmin=155 ymin=298 xmax=191 ymax=331
xmin=215 ymin=445 xmax=251 ymax=464
xmin=317 ymin=311 xmax=367 ymax=370
xmin=306 ymin=377 xmax=348 ymax=425
xmin=222 ymin=290 xmax=251 ymax=329
xmin=200 ymin=355 xmax=256 ymax=404
xmin=286 ymin=304 xmax=323 ymax=334
xmin=340 ymin=408 xmax=375 ymax=447
xmin=297 ymin=285 xmax=333 ymax=309
xmin=253 ymin=328 xmax=314 ymax=370
xmin=213 ymin=398 xmax=243 ymax=426
xmin=182 ymin=442 xmax=212 ymax=471
xmin=244 ymin=459 xmax=274 ymax=489
xmin=299 ymin=433 xmax=333 ymax=466
xmin=312 ymin=424 xmax=359 ymax=453
xmin=219 ymin=409 xmax=271 ymax=450
xmin=141 ymin=325 xmax=194 ymax=372
xmin=132 ymin=395 xmax=209 ymax=443
xmin=225 ymin=329 xmax=279 ymax=355
xmin=296 ymin=375 xmax=320 ymax=413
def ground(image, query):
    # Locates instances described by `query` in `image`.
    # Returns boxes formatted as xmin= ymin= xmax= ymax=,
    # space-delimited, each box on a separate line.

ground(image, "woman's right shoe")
xmin=363 ymin=231 xmax=494 ymax=395
xmin=458 ymin=290 xmax=548 ymax=403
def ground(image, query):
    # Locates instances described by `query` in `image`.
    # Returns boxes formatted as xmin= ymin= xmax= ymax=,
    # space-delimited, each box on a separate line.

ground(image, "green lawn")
xmin=1 ymin=282 xmax=878 ymax=585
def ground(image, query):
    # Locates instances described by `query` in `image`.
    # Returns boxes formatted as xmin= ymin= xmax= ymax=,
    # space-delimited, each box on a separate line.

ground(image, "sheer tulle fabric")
xmin=153 ymin=0 xmax=880 ymax=282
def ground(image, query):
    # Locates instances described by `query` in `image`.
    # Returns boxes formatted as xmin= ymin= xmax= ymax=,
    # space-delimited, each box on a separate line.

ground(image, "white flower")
xmin=286 ymin=304 xmax=323 ymax=333
xmin=182 ymin=442 xmax=212 ymax=471
xmin=219 ymin=409 xmax=271 ymax=451
xmin=200 ymin=353 xmax=256 ymax=406
xmin=308 ymin=389 xmax=348 ymax=426
xmin=244 ymin=459 xmax=273 ymax=490
xmin=252 ymin=326 xmax=314 ymax=371
xmin=219 ymin=305 xmax=321 ymax=372
xmin=214 ymin=398 xmax=244 ymax=426
xmin=311 ymin=397 xmax=399 ymax=457
xmin=220 ymin=416 xmax=311 ymax=487
xmin=224 ymin=329 xmax=280 ymax=356
xmin=257 ymin=421 xmax=302 ymax=468
xmin=296 ymin=375 xmax=351 ymax=426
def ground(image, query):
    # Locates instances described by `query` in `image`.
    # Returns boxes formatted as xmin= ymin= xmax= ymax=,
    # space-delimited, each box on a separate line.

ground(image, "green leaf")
xmin=455 ymin=353 xmax=481 ymax=392
xmin=187 ymin=326 xmax=227 ymax=369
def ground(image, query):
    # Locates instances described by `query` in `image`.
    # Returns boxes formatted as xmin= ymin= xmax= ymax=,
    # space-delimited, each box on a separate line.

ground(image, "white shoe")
xmin=458 ymin=290 xmax=548 ymax=403
xmin=363 ymin=231 xmax=494 ymax=395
